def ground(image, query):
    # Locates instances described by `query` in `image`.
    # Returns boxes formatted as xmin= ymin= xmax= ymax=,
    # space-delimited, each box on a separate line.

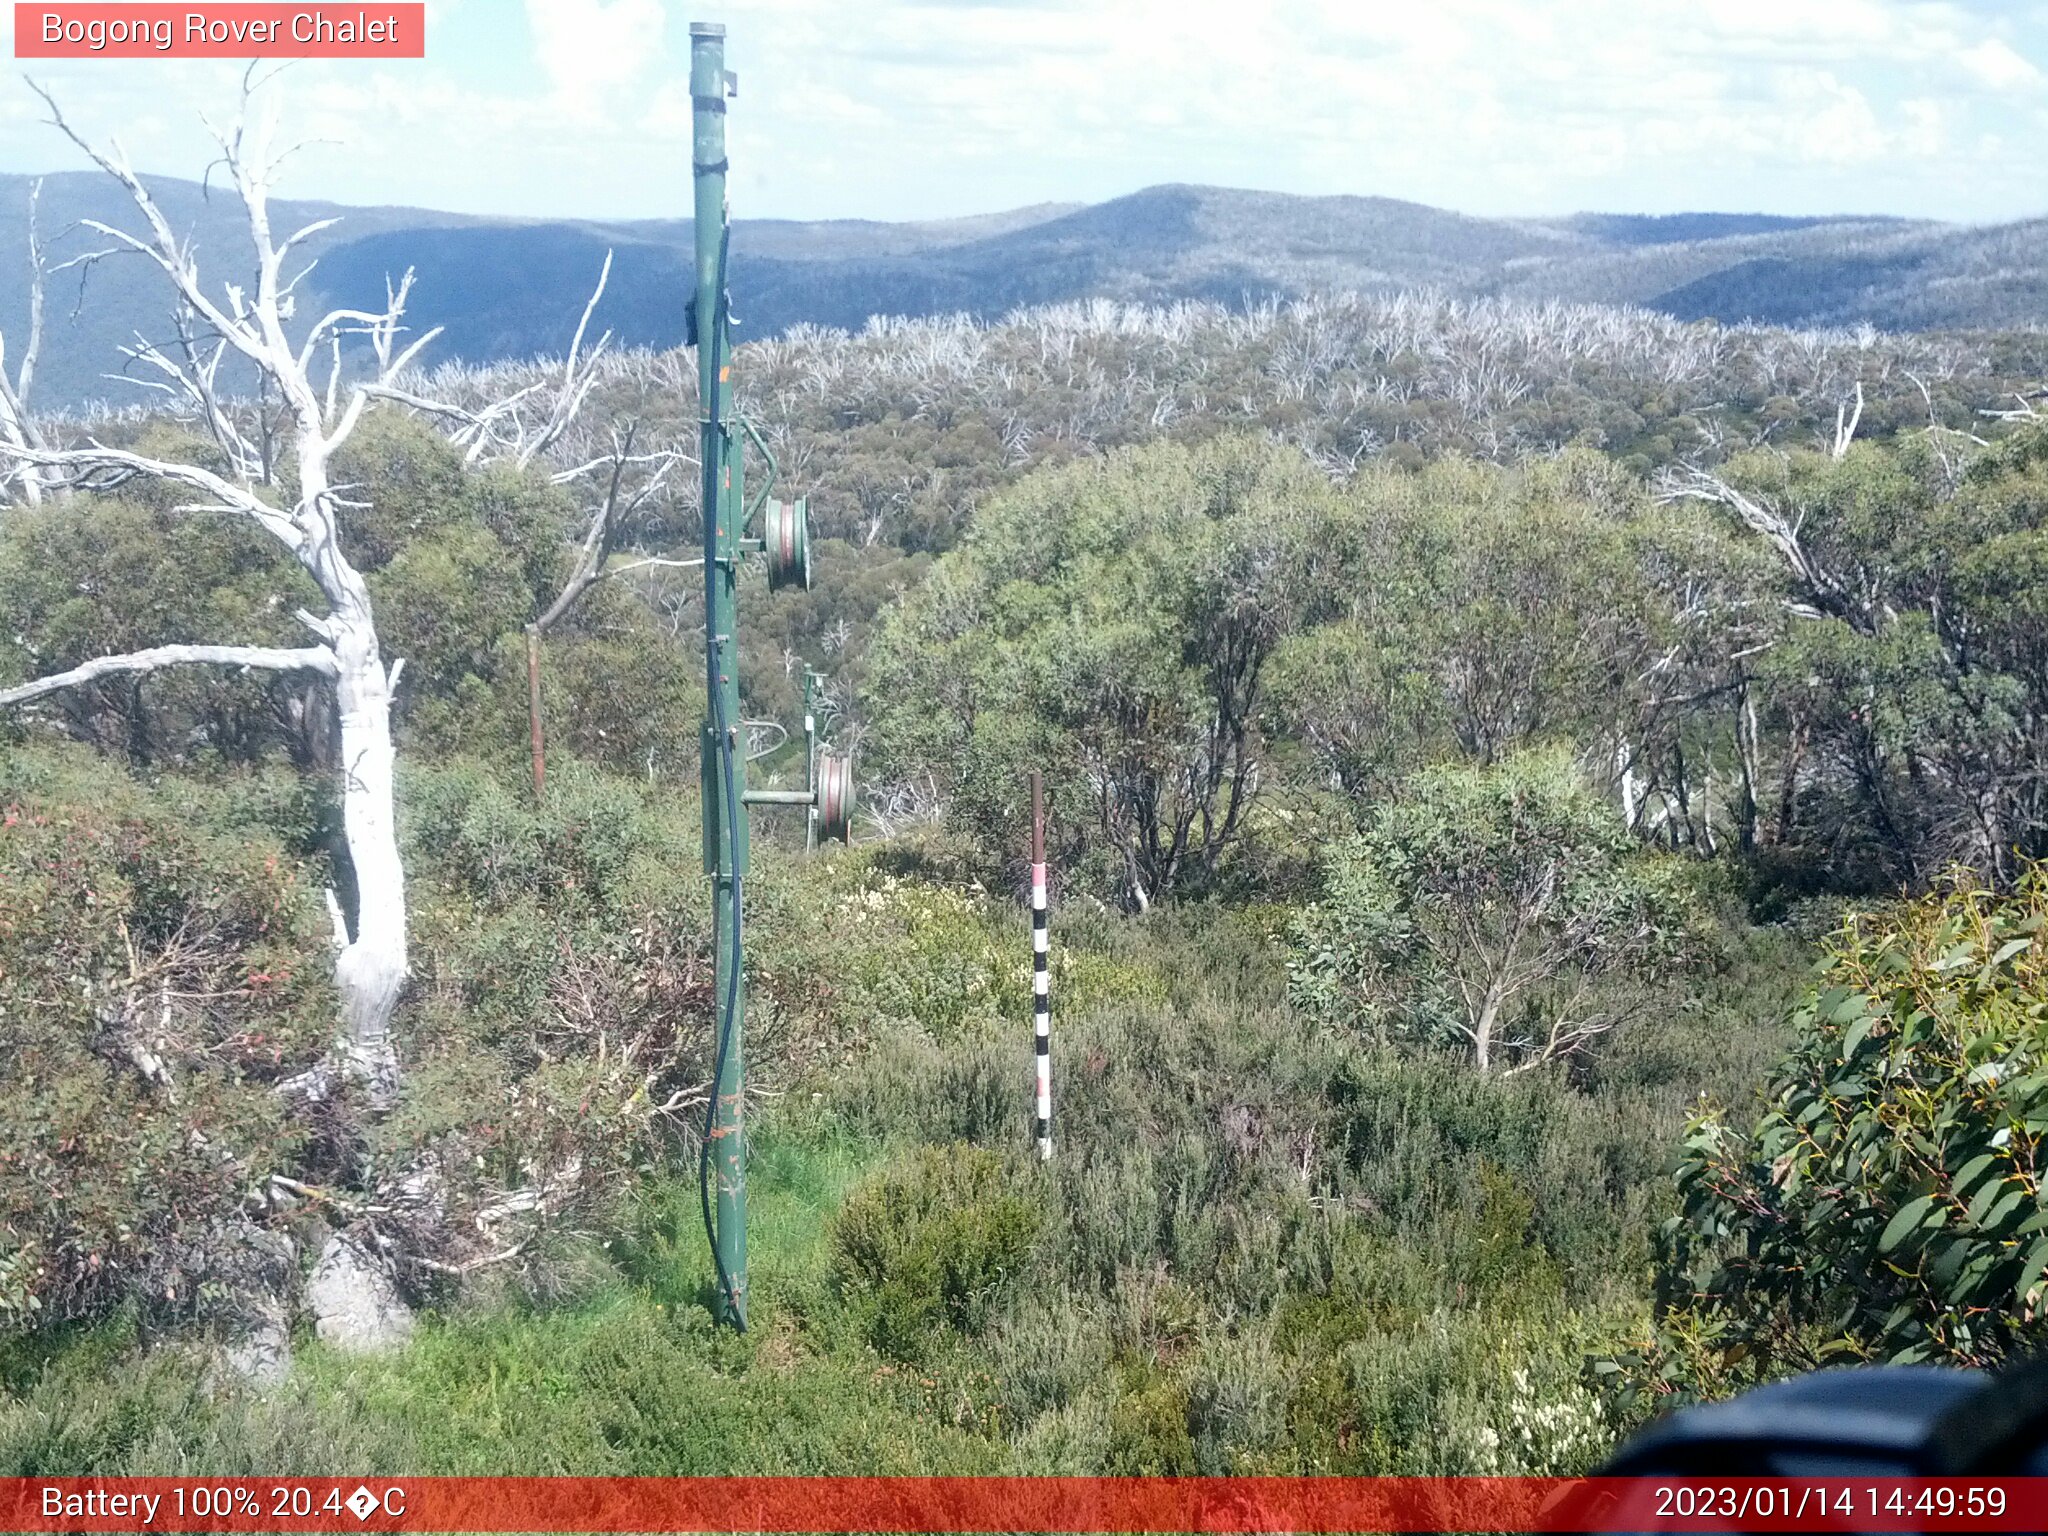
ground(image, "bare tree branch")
xmin=11 ymin=443 xmax=304 ymax=547
xmin=1657 ymin=464 xmax=1871 ymax=633
xmin=0 ymin=643 xmax=336 ymax=706
xmin=516 ymin=250 xmax=613 ymax=469
xmin=17 ymin=177 xmax=46 ymax=405
xmin=0 ymin=178 xmax=62 ymax=506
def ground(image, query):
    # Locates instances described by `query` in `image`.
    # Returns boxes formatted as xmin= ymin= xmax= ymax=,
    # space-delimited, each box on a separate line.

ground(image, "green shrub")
xmin=386 ymin=758 xmax=725 ymax=1288
xmin=1104 ymin=1358 xmax=1197 ymax=1474
xmin=1187 ymin=1325 xmax=1289 ymax=1472
xmin=825 ymin=869 xmax=1025 ymax=1036
xmin=1289 ymin=749 xmax=1702 ymax=1073
xmin=1010 ymin=1388 xmax=1116 ymax=1473
xmin=828 ymin=1145 xmax=1043 ymax=1362
xmin=0 ymin=745 xmax=332 ymax=1332
xmin=984 ymin=1295 xmax=1112 ymax=1426
xmin=1603 ymin=866 xmax=2048 ymax=1414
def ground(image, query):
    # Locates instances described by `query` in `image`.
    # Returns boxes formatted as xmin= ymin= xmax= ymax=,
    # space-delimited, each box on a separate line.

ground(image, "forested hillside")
xmin=10 ymin=170 xmax=2048 ymax=411
xmin=5 ymin=203 xmax=2048 ymax=1475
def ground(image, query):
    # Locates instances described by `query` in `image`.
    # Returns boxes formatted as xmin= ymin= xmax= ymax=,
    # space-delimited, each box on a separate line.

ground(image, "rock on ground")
xmin=198 ymin=1220 xmax=298 ymax=1388
xmin=306 ymin=1232 xmax=415 ymax=1353
xmin=220 ymin=1296 xmax=293 ymax=1387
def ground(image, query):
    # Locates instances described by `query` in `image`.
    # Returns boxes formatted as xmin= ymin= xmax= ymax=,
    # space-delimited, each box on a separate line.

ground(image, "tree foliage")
xmin=1683 ymin=428 xmax=2048 ymax=888
xmin=0 ymin=413 xmax=697 ymax=780
xmin=1605 ymin=868 xmax=2048 ymax=1412
xmin=1289 ymin=751 xmax=1700 ymax=1072
xmin=868 ymin=434 xmax=1344 ymax=906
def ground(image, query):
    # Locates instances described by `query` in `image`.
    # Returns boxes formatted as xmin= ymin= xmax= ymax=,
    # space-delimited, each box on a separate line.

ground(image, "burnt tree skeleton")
xmin=0 ymin=78 xmax=432 ymax=1356
xmin=0 ymin=178 xmax=112 ymax=507
xmin=1 ymin=78 xmax=479 ymax=1109
xmin=523 ymin=417 xmax=695 ymax=796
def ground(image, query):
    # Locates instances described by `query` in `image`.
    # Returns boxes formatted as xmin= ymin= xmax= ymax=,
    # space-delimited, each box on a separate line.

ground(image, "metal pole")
xmin=741 ymin=789 xmax=815 ymax=806
xmin=1030 ymin=770 xmax=1051 ymax=1161
xmin=525 ymin=627 xmax=545 ymax=801
xmin=804 ymin=669 xmax=818 ymax=853
xmin=691 ymin=18 xmax=747 ymax=1330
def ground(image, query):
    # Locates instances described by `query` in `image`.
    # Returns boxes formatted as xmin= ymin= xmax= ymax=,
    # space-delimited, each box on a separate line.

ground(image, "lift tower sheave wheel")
xmin=764 ymin=498 xmax=812 ymax=593
xmin=816 ymin=754 xmax=855 ymax=844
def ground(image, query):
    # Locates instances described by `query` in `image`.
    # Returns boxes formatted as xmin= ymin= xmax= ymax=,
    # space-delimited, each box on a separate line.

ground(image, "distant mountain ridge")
xmin=0 ymin=172 xmax=2037 ymax=410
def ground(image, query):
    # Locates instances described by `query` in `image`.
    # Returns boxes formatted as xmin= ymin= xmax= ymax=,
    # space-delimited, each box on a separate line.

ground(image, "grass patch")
xmin=0 ymin=1125 xmax=1001 ymax=1475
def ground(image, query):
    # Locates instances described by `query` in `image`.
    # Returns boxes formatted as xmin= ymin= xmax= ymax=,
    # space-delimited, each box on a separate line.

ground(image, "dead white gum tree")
xmin=355 ymin=250 xmax=697 ymax=798
xmin=0 ymin=177 xmax=108 ymax=509
xmin=0 ymin=180 xmax=53 ymax=507
xmin=0 ymin=79 xmax=465 ymax=1109
xmin=523 ymin=417 xmax=695 ymax=796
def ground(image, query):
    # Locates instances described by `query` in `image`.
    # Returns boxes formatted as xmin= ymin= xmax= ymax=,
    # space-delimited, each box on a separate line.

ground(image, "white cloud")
xmin=1900 ymin=95 xmax=1948 ymax=155
xmin=523 ymin=0 xmax=667 ymax=115
xmin=1 ymin=0 xmax=2045 ymax=223
xmin=1767 ymin=70 xmax=1887 ymax=164
xmin=1957 ymin=37 xmax=2042 ymax=90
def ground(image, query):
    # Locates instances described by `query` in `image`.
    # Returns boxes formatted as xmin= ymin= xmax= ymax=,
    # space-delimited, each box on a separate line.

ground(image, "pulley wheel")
xmin=816 ymin=753 xmax=855 ymax=844
xmin=764 ymin=497 xmax=812 ymax=593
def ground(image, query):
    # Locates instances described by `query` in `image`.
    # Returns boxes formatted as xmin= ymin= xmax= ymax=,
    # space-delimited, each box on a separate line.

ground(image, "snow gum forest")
xmin=3 ymin=98 xmax=2048 ymax=1477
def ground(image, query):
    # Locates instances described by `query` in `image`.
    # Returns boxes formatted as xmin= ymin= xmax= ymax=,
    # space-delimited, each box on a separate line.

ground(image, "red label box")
xmin=14 ymin=4 xmax=425 ymax=57
xmin=5 ymin=1477 xmax=2048 ymax=1533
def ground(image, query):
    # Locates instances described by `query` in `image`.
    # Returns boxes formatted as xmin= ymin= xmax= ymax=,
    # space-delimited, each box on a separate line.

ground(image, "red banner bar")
xmin=14 ymin=5 xmax=425 ymax=58
xmin=3 ymin=1477 xmax=2047 ymax=1533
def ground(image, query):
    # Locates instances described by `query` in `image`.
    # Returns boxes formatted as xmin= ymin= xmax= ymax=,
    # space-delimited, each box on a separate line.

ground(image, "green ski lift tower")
xmin=690 ymin=20 xmax=853 ymax=1331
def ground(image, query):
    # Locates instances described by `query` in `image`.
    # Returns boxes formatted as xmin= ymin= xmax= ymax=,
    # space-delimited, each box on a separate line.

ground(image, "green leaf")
xmin=1879 ymin=1195 xmax=1941 ymax=1254
xmin=1929 ymin=1237 xmax=1971 ymax=1292
xmin=1815 ymin=987 xmax=1856 ymax=1025
xmin=1979 ymin=1188 xmax=2028 ymax=1235
xmin=1951 ymin=1153 xmax=2001 ymax=1197
xmin=1955 ymin=1253 xmax=2003 ymax=1304
xmin=2012 ymin=1238 xmax=2048 ymax=1306
xmin=1967 ymin=1176 xmax=2015 ymax=1226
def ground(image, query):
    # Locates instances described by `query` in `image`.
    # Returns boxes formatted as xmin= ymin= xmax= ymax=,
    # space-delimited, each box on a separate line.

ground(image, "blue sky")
xmin=2 ymin=0 xmax=2046 ymax=224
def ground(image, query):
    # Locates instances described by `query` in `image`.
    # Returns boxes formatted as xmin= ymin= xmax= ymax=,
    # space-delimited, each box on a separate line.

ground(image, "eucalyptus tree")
xmin=1289 ymin=751 xmax=1699 ymax=1074
xmin=1663 ymin=428 xmax=2048 ymax=886
xmin=868 ymin=434 xmax=1343 ymax=908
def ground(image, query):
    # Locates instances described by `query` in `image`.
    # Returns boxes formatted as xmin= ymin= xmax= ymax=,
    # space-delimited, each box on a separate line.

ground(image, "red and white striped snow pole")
xmin=1030 ymin=770 xmax=1051 ymax=1162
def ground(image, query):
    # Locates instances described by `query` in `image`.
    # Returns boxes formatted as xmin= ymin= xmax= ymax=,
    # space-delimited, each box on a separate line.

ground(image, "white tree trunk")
xmin=331 ymin=615 xmax=406 ymax=1105
xmin=1615 ymin=738 xmax=1642 ymax=831
xmin=1473 ymin=988 xmax=1500 ymax=1073
xmin=286 ymin=416 xmax=409 ymax=1105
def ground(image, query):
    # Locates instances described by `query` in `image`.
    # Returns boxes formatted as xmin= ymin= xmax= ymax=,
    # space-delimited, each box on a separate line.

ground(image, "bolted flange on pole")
xmin=691 ymin=17 xmax=747 ymax=1332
